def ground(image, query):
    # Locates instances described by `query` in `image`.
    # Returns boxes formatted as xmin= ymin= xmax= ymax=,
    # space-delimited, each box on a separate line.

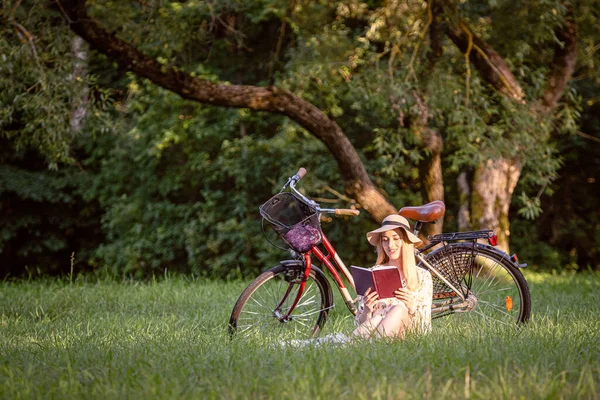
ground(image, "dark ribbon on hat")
xmin=381 ymin=221 xmax=411 ymax=231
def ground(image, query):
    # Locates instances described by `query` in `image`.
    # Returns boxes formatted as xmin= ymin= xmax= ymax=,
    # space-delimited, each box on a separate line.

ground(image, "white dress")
xmin=355 ymin=266 xmax=433 ymax=334
xmin=280 ymin=266 xmax=433 ymax=347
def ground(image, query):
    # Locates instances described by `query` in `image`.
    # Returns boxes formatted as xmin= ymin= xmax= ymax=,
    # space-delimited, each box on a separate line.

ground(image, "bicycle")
xmin=228 ymin=168 xmax=531 ymax=338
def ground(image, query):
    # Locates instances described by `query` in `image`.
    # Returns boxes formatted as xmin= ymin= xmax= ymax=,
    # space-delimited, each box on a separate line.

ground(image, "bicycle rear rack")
xmin=428 ymin=230 xmax=495 ymax=243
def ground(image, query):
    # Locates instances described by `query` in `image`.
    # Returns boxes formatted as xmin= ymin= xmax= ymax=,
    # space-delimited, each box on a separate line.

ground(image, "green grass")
xmin=0 ymin=272 xmax=598 ymax=399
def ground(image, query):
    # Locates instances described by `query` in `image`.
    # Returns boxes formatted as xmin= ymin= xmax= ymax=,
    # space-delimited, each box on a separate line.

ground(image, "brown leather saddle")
xmin=398 ymin=200 xmax=445 ymax=223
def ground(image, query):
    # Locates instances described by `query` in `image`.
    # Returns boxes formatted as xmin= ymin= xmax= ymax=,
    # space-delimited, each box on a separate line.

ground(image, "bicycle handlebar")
xmin=283 ymin=167 xmax=307 ymax=190
xmin=319 ymin=208 xmax=360 ymax=217
xmin=334 ymin=209 xmax=360 ymax=216
xmin=286 ymin=167 xmax=360 ymax=218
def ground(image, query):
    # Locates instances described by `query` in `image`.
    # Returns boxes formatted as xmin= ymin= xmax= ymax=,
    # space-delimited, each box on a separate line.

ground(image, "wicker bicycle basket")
xmin=259 ymin=192 xmax=322 ymax=253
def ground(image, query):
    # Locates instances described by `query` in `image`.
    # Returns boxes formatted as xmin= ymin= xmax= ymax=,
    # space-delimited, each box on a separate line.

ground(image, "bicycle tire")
xmin=420 ymin=242 xmax=531 ymax=325
xmin=228 ymin=263 xmax=333 ymax=339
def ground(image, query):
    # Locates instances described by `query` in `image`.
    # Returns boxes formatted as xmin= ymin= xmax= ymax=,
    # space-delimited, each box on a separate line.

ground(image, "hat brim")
xmin=366 ymin=224 xmax=423 ymax=247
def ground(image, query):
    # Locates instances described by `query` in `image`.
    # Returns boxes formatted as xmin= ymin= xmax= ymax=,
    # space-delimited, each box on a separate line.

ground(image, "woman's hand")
xmin=394 ymin=288 xmax=417 ymax=315
xmin=361 ymin=287 xmax=379 ymax=315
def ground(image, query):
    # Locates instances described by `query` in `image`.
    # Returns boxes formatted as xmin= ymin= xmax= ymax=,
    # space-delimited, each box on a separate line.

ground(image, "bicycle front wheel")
xmin=228 ymin=263 xmax=333 ymax=339
xmin=421 ymin=242 xmax=531 ymax=325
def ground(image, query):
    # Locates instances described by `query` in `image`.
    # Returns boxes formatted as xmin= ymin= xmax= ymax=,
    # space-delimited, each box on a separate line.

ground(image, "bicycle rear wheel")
xmin=421 ymin=242 xmax=531 ymax=325
xmin=228 ymin=263 xmax=333 ymax=339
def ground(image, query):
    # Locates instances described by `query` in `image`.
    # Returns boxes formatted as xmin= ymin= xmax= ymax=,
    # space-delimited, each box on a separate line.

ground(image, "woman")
xmin=283 ymin=214 xmax=432 ymax=347
xmin=353 ymin=214 xmax=433 ymax=339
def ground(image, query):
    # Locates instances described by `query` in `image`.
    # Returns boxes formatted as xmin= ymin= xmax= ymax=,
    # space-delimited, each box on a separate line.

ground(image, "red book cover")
xmin=350 ymin=265 xmax=403 ymax=299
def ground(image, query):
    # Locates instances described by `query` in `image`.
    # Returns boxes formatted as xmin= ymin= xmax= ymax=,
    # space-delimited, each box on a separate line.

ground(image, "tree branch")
xmin=57 ymin=0 xmax=397 ymax=221
xmin=576 ymin=131 xmax=600 ymax=144
xmin=441 ymin=1 xmax=578 ymax=113
xmin=539 ymin=9 xmax=578 ymax=112
xmin=268 ymin=0 xmax=297 ymax=84
xmin=443 ymin=11 xmax=525 ymax=103
xmin=426 ymin=0 xmax=444 ymax=74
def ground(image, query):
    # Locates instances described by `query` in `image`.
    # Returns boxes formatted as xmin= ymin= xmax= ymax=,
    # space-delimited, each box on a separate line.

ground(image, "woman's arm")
xmin=393 ymin=269 xmax=433 ymax=317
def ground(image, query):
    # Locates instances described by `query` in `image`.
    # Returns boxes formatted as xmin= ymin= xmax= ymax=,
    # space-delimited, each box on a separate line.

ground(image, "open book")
xmin=350 ymin=265 xmax=403 ymax=299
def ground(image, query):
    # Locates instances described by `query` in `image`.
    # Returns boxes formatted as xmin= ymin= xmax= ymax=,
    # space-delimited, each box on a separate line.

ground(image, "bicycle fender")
xmin=280 ymin=260 xmax=331 ymax=279
xmin=278 ymin=261 xmax=333 ymax=308
xmin=279 ymin=259 xmax=332 ymax=279
xmin=309 ymin=265 xmax=330 ymax=283
xmin=280 ymin=259 xmax=304 ymax=267
xmin=475 ymin=243 xmax=528 ymax=268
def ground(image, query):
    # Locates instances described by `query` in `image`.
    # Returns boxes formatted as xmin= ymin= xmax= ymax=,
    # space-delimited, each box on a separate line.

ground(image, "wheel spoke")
xmin=475 ymin=285 xmax=513 ymax=297
xmin=238 ymin=318 xmax=280 ymax=336
xmin=423 ymin=242 xmax=530 ymax=325
xmin=230 ymin=266 xmax=330 ymax=339
xmin=471 ymin=308 xmax=511 ymax=326
xmin=239 ymin=310 xmax=269 ymax=316
xmin=291 ymin=306 xmax=331 ymax=318
xmin=477 ymin=301 xmax=514 ymax=318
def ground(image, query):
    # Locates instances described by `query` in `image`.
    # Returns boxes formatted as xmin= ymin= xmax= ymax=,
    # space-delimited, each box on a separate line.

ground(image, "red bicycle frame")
xmin=280 ymin=232 xmax=358 ymax=321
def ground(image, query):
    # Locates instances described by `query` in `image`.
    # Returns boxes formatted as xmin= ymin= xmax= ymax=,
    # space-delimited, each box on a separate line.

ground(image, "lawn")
xmin=0 ymin=271 xmax=598 ymax=399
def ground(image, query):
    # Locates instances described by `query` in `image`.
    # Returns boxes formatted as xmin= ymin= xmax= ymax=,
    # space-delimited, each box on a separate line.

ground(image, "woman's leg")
xmin=375 ymin=304 xmax=412 ymax=338
xmin=352 ymin=314 xmax=384 ymax=338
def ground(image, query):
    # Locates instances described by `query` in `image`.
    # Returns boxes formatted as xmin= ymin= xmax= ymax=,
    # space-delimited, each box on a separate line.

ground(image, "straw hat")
xmin=366 ymin=215 xmax=422 ymax=247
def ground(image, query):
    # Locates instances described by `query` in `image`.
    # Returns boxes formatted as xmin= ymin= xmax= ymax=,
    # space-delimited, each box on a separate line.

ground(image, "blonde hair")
xmin=374 ymin=228 xmax=418 ymax=290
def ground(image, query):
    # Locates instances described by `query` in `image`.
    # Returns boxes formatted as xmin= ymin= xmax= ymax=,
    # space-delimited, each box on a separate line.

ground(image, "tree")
xmin=2 ymin=0 xmax=598 ymax=276
xmin=440 ymin=0 xmax=578 ymax=250
xmin=56 ymin=0 xmax=585 ymax=251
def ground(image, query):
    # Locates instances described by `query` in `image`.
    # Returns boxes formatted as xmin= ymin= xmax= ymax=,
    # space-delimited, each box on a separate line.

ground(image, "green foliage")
xmin=516 ymin=192 xmax=543 ymax=220
xmin=81 ymin=86 xmax=270 ymax=277
xmin=1 ymin=0 xmax=599 ymax=277
xmin=510 ymin=76 xmax=600 ymax=273
xmin=77 ymin=77 xmax=384 ymax=278
xmin=509 ymin=221 xmax=564 ymax=271
xmin=0 ymin=1 xmax=111 ymax=166
xmin=0 ymin=142 xmax=101 ymax=277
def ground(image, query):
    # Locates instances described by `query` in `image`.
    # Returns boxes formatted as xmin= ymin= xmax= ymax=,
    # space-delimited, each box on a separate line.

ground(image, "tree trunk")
xmin=457 ymin=172 xmax=470 ymax=231
xmin=470 ymin=159 xmax=521 ymax=251
xmin=70 ymin=36 xmax=88 ymax=132
xmin=416 ymin=1 xmax=445 ymax=238
xmin=418 ymin=126 xmax=444 ymax=237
